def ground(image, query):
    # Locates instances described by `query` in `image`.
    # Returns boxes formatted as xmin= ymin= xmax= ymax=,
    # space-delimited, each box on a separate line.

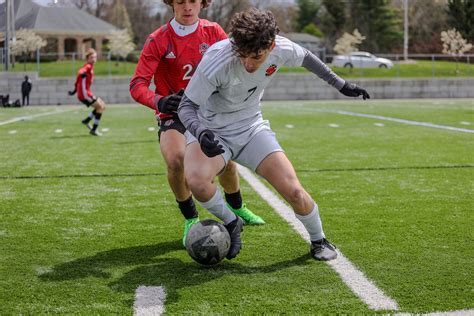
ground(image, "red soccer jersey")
xmin=130 ymin=19 xmax=227 ymax=119
xmin=75 ymin=63 xmax=94 ymax=102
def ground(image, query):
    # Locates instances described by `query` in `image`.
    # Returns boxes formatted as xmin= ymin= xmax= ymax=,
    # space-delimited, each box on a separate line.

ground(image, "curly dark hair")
xmin=230 ymin=8 xmax=279 ymax=57
xmin=163 ymin=0 xmax=211 ymax=9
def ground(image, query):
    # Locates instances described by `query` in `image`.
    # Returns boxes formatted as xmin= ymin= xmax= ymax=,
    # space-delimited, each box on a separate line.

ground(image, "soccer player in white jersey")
xmin=178 ymin=8 xmax=370 ymax=260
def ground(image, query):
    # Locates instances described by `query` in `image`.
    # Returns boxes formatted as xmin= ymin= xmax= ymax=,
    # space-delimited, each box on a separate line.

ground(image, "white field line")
xmin=237 ymin=164 xmax=399 ymax=311
xmin=396 ymin=310 xmax=474 ymax=316
xmin=133 ymin=286 xmax=166 ymax=316
xmin=0 ymin=108 xmax=75 ymax=126
xmin=329 ymin=110 xmax=474 ymax=134
xmin=267 ymin=104 xmax=473 ymax=134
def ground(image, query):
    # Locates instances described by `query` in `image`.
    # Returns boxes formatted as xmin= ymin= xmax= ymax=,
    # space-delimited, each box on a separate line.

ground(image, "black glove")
xmin=198 ymin=129 xmax=224 ymax=158
xmin=157 ymin=89 xmax=184 ymax=114
xmin=339 ymin=82 xmax=370 ymax=100
xmin=68 ymin=88 xmax=76 ymax=96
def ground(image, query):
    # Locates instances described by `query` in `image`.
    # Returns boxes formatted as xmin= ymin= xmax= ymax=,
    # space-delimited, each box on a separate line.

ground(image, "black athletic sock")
xmin=225 ymin=190 xmax=242 ymax=209
xmin=83 ymin=110 xmax=96 ymax=123
xmin=92 ymin=112 xmax=102 ymax=131
xmin=178 ymin=196 xmax=199 ymax=219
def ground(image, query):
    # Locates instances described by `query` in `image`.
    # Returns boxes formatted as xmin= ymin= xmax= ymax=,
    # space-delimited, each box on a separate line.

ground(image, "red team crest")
xmin=199 ymin=43 xmax=210 ymax=55
xmin=265 ymin=64 xmax=277 ymax=76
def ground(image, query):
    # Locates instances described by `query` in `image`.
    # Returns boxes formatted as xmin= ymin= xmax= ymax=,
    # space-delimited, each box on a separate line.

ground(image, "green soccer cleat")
xmin=226 ymin=203 xmax=265 ymax=225
xmin=182 ymin=217 xmax=200 ymax=247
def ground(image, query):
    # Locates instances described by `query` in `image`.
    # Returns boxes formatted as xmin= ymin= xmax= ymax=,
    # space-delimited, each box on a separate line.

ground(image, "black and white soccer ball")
xmin=185 ymin=219 xmax=230 ymax=265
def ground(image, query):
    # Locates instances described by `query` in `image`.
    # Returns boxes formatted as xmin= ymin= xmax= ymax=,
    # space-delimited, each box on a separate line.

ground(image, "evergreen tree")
xmin=320 ymin=0 xmax=346 ymax=48
xmin=296 ymin=0 xmax=320 ymax=32
xmin=447 ymin=0 xmax=474 ymax=41
xmin=348 ymin=0 xmax=402 ymax=53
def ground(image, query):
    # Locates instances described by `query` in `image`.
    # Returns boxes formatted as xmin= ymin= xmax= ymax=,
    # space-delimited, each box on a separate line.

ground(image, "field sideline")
xmin=1 ymin=99 xmax=473 ymax=314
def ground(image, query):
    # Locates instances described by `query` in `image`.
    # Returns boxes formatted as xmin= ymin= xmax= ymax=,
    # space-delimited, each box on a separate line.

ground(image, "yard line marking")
xmin=421 ymin=310 xmax=474 ymax=316
xmin=237 ymin=164 xmax=399 ymax=311
xmin=329 ymin=110 xmax=474 ymax=134
xmin=396 ymin=309 xmax=474 ymax=316
xmin=133 ymin=285 xmax=166 ymax=316
xmin=0 ymin=108 xmax=75 ymax=126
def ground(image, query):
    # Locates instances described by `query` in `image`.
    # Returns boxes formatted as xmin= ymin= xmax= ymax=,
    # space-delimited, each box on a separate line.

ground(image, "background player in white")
xmin=178 ymin=8 xmax=370 ymax=260
xmin=130 ymin=0 xmax=264 ymax=248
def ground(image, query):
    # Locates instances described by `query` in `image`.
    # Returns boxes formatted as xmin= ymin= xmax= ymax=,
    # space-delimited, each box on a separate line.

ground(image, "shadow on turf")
xmin=115 ymin=140 xmax=156 ymax=145
xmin=39 ymin=240 xmax=313 ymax=305
xmin=50 ymin=134 xmax=91 ymax=139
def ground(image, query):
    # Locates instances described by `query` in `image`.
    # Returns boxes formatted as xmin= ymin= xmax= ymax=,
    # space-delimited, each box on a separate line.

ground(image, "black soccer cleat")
xmin=224 ymin=216 xmax=243 ymax=260
xmin=81 ymin=119 xmax=92 ymax=131
xmin=89 ymin=129 xmax=102 ymax=136
xmin=310 ymin=238 xmax=337 ymax=261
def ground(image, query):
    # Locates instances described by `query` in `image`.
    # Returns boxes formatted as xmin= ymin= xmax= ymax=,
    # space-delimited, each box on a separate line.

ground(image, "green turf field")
xmin=1 ymin=99 xmax=473 ymax=314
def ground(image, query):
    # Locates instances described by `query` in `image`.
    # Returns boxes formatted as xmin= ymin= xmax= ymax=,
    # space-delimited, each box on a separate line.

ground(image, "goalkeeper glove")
xmin=340 ymin=82 xmax=370 ymax=100
xmin=157 ymin=89 xmax=184 ymax=114
xmin=198 ymin=129 xmax=224 ymax=157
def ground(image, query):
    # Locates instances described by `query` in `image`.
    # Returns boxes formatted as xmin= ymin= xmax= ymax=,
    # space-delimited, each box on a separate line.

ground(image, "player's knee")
xmin=96 ymin=98 xmax=105 ymax=111
xmin=185 ymin=169 xmax=210 ymax=191
xmin=224 ymin=161 xmax=237 ymax=176
xmin=166 ymin=156 xmax=184 ymax=175
xmin=286 ymin=187 xmax=307 ymax=209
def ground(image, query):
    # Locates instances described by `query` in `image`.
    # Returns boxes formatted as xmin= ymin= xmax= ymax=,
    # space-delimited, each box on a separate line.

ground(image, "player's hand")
xmin=340 ymin=82 xmax=370 ymax=100
xmin=198 ymin=129 xmax=224 ymax=158
xmin=157 ymin=89 xmax=184 ymax=114
xmin=68 ymin=88 xmax=76 ymax=96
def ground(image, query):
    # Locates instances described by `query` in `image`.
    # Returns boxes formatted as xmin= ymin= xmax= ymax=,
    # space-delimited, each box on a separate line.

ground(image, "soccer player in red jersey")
xmin=130 ymin=0 xmax=265 ymax=247
xmin=70 ymin=48 xmax=106 ymax=136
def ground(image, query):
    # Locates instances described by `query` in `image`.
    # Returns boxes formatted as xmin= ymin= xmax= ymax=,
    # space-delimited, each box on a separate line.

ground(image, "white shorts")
xmin=185 ymin=126 xmax=283 ymax=171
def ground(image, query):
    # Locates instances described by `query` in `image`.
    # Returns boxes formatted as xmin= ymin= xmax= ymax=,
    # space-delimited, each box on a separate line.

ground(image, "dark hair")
xmin=163 ymin=0 xmax=211 ymax=9
xmin=230 ymin=8 xmax=279 ymax=57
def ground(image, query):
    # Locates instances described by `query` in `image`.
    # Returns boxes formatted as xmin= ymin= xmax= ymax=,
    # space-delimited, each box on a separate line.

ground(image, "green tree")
xmin=320 ymin=0 xmax=346 ymax=49
xmin=447 ymin=0 xmax=474 ymax=41
xmin=348 ymin=0 xmax=403 ymax=53
xmin=296 ymin=0 xmax=320 ymax=31
xmin=302 ymin=23 xmax=324 ymax=38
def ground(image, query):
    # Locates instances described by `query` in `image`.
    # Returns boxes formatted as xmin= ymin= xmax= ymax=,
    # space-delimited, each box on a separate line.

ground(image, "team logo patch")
xmin=199 ymin=43 xmax=210 ymax=55
xmin=265 ymin=64 xmax=277 ymax=76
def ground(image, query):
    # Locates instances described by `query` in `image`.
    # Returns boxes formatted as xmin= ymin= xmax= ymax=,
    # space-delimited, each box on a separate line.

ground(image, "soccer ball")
xmin=185 ymin=219 xmax=231 ymax=265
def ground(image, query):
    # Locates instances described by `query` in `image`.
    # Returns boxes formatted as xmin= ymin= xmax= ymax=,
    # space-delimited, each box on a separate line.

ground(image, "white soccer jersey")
xmin=185 ymin=36 xmax=306 ymax=137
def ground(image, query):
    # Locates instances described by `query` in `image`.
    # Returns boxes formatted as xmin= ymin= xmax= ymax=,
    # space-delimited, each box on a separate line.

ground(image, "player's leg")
xmin=184 ymin=141 xmax=243 ymax=259
xmin=256 ymin=151 xmax=337 ymax=260
xmin=89 ymin=97 xmax=105 ymax=136
xmin=237 ymin=129 xmax=336 ymax=261
xmin=81 ymin=101 xmax=95 ymax=130
xmin=159 ymin=122 xmax=199 ymax=246
xmin=218 ymin=161 xmax=265 ymax=225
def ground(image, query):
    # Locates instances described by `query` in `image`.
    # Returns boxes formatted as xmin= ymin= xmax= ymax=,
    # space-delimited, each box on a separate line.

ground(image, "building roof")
xmin=0 ymin=0 xmax=117 ymax=35
xmin=282 ymin=32 xmax=322 ymax=44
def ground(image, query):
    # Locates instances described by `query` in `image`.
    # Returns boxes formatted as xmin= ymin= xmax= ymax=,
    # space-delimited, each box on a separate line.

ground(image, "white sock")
xmin=198 ymin=189 xmax=237 ymax=225
xmin=295 ymin=203 xmax=325 ymax=242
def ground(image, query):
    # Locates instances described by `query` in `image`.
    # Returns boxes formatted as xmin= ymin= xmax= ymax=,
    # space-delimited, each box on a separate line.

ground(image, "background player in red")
xmin=69 ymin=48 xmax=106 ymax=136
xmin=130 ymin=0 xmax=265 ymax=247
